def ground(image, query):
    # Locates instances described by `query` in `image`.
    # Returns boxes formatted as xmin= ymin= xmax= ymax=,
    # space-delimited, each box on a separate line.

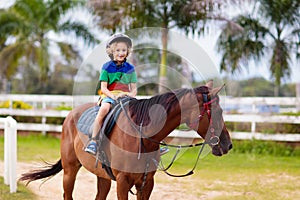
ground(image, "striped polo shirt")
xmin=99 ymin=60 xmax=137 ymax=93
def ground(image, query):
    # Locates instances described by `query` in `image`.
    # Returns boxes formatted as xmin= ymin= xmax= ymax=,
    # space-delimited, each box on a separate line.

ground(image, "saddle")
xmin=77 ymin=96 xmax=133 ymax=139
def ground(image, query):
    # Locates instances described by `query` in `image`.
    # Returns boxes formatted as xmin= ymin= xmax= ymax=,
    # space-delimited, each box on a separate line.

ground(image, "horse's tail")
xmin=19 ymin=159 xmax=62 ymax=186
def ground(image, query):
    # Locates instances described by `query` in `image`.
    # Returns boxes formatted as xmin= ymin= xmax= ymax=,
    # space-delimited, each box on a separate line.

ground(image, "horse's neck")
xmin=150 ymin=92 xmax=195 ymax=142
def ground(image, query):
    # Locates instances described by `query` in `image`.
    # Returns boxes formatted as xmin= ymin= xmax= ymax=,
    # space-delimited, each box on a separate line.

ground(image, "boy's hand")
xmin=116 ymin=92 xmax=127 ymax=99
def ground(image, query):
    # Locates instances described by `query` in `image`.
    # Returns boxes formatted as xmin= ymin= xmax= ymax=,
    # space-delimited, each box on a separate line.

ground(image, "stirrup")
xmin=85 ymin=140 xmax=97 ymax=155
xmin=160 ymin=147 xmax=169 ymax=156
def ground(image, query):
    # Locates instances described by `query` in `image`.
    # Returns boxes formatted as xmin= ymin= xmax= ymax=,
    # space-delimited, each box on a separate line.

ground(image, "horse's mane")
xmin=128 ymin=86 xmax=209 ymax=126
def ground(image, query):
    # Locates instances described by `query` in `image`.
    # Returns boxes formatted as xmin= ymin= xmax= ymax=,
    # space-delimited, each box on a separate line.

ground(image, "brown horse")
xmin=20 ymin=81 xmax=232 ymax=200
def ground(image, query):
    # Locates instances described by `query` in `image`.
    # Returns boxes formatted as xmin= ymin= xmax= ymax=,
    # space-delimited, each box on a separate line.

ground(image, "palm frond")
xmin=217 ymin=14 xmax=267 ymax=72
xmin=36 ymin=40 xmax=50 ymax=81
xmin=58 ymin=21 xmax=99 ymax=46
xmin=11 ymin=0 xmax=40 ymax=22
xmin=0 ymin=11 xmax=25 ymax=38
xmin=0 ymin=41 xmax=26 ymax=78
xmin=56 ymin=42 xmax=80 ymax=63
xmin=259 ymin=0 xmax=300 ymax=26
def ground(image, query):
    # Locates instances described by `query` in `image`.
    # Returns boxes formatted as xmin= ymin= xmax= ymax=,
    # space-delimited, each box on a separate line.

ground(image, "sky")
xmin=0 ymin=0 xmax=14 ymax=8
xmin=196 ymin=30 xmax=300 ymax=84
xmin=1 ymin=0 xmax=299 ymax=83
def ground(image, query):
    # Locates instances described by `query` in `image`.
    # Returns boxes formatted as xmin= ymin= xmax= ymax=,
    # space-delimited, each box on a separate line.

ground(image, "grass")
xmin=0 ymin=134 xmax=300 ymax=199
xmin=0 ymin=133 xmax=61 ymax=162
xmin=0 ymin=177 xmax=36 ymax=200
xmin=157 ymin=143 xmax=300 ymax=200
xmin=0 ymin=133 xmax=60 ymax=200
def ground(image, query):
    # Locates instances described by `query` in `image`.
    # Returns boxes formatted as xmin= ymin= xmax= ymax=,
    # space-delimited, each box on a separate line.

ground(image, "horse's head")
xmin=185 ymin=80 xmax=232 ymax=156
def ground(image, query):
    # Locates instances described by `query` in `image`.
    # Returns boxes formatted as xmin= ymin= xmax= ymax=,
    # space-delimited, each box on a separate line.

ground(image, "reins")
xmin=157 ymin=141 xmax=208 ymax=177
xmin=155 ymin=95 xmax=220 ymax=177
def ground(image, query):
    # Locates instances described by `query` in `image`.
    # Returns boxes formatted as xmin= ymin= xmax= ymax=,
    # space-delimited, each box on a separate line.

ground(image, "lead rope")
xmin=158 ymin=142 xmax=207 ymax=177
xmin=159 ymin=146 xmax=181 ymax=171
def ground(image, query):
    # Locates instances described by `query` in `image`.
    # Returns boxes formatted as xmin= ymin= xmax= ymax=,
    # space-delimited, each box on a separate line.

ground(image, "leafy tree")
xmin=89 ymin=0 xmax=216 ymax=92
xmin=0 ymin=0 xmax=98 ymax=93
xmin=224 ymin=77 xmax=295 ymax=97
xmin=217 ymin=0 xmax=300 ymax=96
xmin=132 ymin=43 xmax=183 ymax=94
xmin=11 ymin=62 xmax=76 ymax=94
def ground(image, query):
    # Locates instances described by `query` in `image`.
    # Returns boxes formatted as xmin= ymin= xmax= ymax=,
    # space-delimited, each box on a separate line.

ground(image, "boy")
xmin=85 ymin=33 xmax=137 ymax=155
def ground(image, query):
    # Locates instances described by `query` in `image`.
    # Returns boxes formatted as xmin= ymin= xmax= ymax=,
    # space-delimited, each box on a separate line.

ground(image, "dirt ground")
xmin=0 ymin=161 xmax=203 ymax=200
xmin=2 ymin=161 xmax=299 ymax=199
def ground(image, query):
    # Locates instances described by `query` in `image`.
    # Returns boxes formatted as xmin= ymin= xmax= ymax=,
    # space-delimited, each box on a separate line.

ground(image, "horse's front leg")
xmin=95 ymin=176 xmax=111 ymax=200
xmin=136 ymin=177 xmax=154 ymax=200
xmin=116 ymin=174 xmax=133 ymax=200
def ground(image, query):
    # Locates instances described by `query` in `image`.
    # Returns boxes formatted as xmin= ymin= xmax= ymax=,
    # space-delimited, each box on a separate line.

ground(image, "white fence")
xmin=0 ymin=116 xmax=17 ymax=193
xmin=0 ymin=95 xmax=300 ymax=142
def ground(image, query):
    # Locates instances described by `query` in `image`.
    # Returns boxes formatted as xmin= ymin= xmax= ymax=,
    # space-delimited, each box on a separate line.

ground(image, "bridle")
xmin=188 ymin=94 xmax=220 ymax=146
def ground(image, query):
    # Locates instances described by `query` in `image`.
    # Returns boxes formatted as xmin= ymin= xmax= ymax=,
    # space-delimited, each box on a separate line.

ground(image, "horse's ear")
xmin=210 ymin=84 xmax=225 ymax=96
xmin=205 ymin=79 xmax=213 ymax=90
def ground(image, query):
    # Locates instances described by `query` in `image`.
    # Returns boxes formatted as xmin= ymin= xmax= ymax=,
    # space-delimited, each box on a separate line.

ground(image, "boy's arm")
xmin=128 ymin=83 xmax=137 ymax=97
xmin=101 ymin=81 xmax=117 ymax=100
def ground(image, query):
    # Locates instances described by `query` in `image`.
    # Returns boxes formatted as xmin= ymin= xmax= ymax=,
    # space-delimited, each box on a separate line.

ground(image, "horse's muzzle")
xmin=212 ymin=141 xmax=232 ymax=156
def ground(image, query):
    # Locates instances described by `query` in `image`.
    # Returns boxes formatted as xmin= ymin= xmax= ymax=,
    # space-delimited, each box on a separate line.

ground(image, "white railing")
xmin=0 ymin=95 xmax=299 ymax=142
xmin=0 ymin=116 xmax=17 ymax=193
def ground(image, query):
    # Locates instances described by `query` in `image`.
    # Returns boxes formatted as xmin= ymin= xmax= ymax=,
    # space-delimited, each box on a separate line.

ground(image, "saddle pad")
xmin=77 ymin=97 xmax=134 ymax=137
xmin=77 ymin=106 xmax=99 ymax=136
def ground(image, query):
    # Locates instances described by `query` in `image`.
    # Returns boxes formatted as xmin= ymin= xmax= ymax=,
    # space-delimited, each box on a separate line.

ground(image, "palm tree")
xmin=217 ymin=0 xmax=300 ymax=96
xmin=0 ymin=0 xmax=98 ymax=93
xmin=90 ymin=0 xmax=216 ymax=92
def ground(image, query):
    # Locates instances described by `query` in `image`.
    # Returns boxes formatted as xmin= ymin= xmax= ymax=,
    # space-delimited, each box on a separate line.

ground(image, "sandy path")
xmin=0 ymin=161 xmax=199 ymax=200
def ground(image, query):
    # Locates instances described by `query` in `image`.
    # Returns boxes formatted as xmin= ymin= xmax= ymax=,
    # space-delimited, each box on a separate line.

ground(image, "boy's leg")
xmin=92 ymin=102 xmax=111 ymax=137
xmin=85 ymin=102 xmax=111 ymax=155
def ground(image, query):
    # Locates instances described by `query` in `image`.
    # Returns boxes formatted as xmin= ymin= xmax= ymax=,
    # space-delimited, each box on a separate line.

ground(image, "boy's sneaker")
xmin=85 ymin=140 xmax=97 ymax=155
xmin=160 ymin=146 xmax=169 ymax=156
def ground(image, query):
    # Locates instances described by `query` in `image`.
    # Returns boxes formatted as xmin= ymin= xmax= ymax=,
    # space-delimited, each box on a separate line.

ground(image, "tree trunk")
xmin=0 ymin=74 xmax=8 ymax=94
xmin=159 ymin=28 xmax=168 ymax=93
xmin=296 ymin=82 xmax=300 ymax=111
xmin=274 ymin=85 xmax=279 ymax=97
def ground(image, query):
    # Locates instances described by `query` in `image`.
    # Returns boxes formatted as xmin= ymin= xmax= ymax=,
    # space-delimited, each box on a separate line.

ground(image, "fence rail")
xmin=0 ymin=95 xmax=299 ymax=142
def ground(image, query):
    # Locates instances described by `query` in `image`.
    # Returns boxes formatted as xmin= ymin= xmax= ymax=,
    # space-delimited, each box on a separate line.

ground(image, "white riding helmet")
xmin=106 ymin=33 xmax=132 ymax=48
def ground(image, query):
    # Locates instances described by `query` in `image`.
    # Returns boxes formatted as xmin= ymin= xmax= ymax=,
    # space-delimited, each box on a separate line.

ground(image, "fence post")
xmin=3 ymin=116 xmax=17 ymax=193
xmin=251 ymin=103 xmax=256 ymax=139
xmin=42 ymin=102 xmax=46 ymax=135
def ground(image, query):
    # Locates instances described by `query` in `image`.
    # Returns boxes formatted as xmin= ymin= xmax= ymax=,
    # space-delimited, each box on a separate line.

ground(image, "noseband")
xmin=188 ymin=93 xmax=220 ymax=146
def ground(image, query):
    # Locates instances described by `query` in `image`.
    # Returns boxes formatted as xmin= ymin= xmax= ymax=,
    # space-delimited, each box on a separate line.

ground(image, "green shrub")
xmin=54 ymin=103 xmax=72 ymax=111
xmin=281 ymin=111 xmax=300 ymax=116
xmin=232 ymin=140 xmax=300 ymax=157
xmin=226 ymin=121 xmax=300 ymax=134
